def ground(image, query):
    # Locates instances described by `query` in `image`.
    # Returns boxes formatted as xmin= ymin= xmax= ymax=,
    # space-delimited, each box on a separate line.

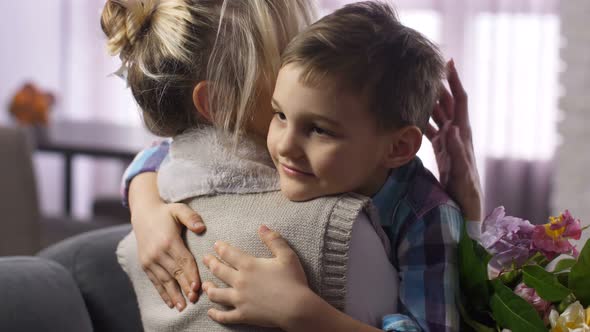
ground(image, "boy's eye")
xmin=273 ymin=111 xmax=286 ymax=121
xmin=311 ymin=126 xmax=332 ymax=136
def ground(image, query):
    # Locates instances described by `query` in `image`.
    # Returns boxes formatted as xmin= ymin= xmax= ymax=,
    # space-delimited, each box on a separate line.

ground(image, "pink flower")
xmin=514 ymin=283 xmax=552 ymax=318
xmin=532 ymin=210 xmax=582 ymax=260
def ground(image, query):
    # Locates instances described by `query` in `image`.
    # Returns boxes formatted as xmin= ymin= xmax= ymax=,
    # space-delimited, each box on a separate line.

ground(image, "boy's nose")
xmin=277 ymin=128 xmax=304 ymax=160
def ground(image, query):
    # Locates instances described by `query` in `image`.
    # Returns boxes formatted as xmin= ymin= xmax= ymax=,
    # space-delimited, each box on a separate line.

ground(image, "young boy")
xmin=123 ymin=2 xmax=462 ymax=331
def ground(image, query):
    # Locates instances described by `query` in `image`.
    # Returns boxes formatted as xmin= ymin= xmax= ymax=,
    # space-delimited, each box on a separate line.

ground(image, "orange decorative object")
xmin=9 ymin=83 xmax=55 ymax=126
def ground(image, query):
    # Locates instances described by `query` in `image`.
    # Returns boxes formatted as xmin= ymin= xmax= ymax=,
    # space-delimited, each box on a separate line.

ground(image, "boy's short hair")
xmin=281 ymin=1 xmax=445 ymax=132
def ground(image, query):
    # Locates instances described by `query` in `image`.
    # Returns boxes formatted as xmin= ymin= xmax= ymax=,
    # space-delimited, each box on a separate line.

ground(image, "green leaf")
xmin=458 ymin=296 xmax=496 ymax=332
xmin=498 ymin=269 xmax=522 ymax=289
xmin=522 ymin=265 xmax=572 ymax=302
xmin=528 ymin=252 xmax=550 ymax=268
xmin=458 ymin=222 xmax=490 ymax=310
xmin=489 ymin=280 xmax=547 ymax=332
xmin=552 ymin=258 xmax=577 ymax=273
xmin=569 ymin=240 xmax=590 ymax=306
xmin=557 ymin=293 xmax=578 ymax=313
xmin=556 ymin=272 xmax=569 ymax=288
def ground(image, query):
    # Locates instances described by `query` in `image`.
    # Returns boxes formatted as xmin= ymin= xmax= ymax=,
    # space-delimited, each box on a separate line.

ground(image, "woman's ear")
xmin=382 ymin=126 xmax=423 ymax=169
xmin=192 ymin=81 xmax=212 ymax=122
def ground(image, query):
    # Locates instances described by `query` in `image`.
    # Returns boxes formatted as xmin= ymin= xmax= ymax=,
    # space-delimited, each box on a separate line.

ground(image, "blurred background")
xmin=1 ymin=0 xmax=588 ymax=253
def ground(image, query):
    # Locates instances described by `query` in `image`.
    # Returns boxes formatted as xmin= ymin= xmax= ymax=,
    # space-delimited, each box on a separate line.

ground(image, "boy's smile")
xmin=267 ymin=64 xmax=394 ymax=201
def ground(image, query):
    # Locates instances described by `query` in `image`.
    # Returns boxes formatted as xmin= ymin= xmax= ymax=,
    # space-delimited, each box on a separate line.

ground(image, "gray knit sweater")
xmin=117 ymin=128 xmax=392 ymax=332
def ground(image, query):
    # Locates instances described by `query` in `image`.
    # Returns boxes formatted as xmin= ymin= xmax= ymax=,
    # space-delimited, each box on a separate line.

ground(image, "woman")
xmin=105 ymin=0 xmax=396 ymax=331
xmin=120 ymin=1 xmax=483 ymax=331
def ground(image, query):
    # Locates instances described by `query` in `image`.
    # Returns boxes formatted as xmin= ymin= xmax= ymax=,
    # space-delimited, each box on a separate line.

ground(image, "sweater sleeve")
xmin=120 ymin=140 xmax=171 ymax=207
xmin=345 ymin=212 xmax=398 ymax=328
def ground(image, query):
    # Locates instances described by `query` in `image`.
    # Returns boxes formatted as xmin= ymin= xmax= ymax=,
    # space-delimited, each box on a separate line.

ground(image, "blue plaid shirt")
xmin=122 ymin=142 xmax=462 ymax=331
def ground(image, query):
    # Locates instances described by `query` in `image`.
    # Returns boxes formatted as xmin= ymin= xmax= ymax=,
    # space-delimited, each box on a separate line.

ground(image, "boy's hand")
xmin=426 ymin=59 xmax=483 ymax=221
xmin=202 ymin=225 xmax=310 ymax=329
xmin=131 ymin=200 xmax=206 ymax=311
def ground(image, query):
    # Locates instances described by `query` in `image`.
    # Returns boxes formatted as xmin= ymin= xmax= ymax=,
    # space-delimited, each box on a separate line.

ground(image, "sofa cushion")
xmin=39 ymin=224 xmax=142 ymax=332
xmin=0 ymin=256 xmax=93 ymax=332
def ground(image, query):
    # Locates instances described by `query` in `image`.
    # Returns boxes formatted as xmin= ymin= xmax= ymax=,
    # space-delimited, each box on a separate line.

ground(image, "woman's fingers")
xmin=150 ymin=262 xmax=187 ymax=311
xmin=145 ymin=270 xmax=174 ymax=308
xmin=432 ymin=99 xmax=450 ymax=127
xmin=425 ymin=123 xmax=438 ymax=141
xmin=203 ymin=254 xmax=238 ymax=286
xmin=447 ymin=59 xmax=470 ymax=134
xmin=170 ymin=203 xmax=206 ymax=234
xmin=437 ymin=86 xmax=456 ymax=125
xmin=446 ymin=126 xmax=470 ymax=174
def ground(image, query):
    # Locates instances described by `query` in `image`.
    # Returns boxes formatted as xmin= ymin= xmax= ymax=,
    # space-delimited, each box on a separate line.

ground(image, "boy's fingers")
xmin=156 ymin=251 xmax=192 ymax=297
xmin=145 ymin=270 xmax=174 ymax=308
xmin=150 ymin=263 xmax=187 ymax=311
xmin=166 ymin=243 xmax=201 ymax=302
xmin=214 ymin=241 xmax=248 ymax=270
xmin=258 ymin=225 xmax=294 ymax=259
xmin=208 ymin=308 xmax=244 ymax=325
xmin=203 ymin=254 xmax=237 ymax=286
xmin=202 ymin=281 xmax=217 ymax=292
xmin=205 ymin=286 xmax=237 ymax=307
xmin=171 ymin=203 xmax=206 ymax=234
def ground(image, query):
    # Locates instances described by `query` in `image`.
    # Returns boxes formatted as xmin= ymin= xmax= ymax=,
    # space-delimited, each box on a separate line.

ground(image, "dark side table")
xmin=34 ymin=121 xmax=157 ymax=215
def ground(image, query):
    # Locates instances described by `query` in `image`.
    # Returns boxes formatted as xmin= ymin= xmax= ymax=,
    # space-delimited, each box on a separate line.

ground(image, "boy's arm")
xmin=395 ymin=204 xmax=462 ymax=332
xmin=122 ymin=140 xmax=204 ymax=310
xmin=121 ymin=140 xmax=170 ymax=207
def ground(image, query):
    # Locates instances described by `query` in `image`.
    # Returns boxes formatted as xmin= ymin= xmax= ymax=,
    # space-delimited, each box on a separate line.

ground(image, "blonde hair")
xmin=282 ymin=1 xmax=444 ymax=132
xmin=101 ymin=0 xmax=316 ymax=138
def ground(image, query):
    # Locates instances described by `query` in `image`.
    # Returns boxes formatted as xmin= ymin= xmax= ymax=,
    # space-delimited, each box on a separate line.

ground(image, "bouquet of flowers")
xmin=459 ymin=206 xmax=590 ymax=332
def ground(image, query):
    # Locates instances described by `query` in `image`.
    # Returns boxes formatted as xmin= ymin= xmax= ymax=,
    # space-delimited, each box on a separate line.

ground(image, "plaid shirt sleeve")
xmin=390 ymin=204 xmax=462 ymax=332
xmin=120 ymin=140 xmax=171 ymax=207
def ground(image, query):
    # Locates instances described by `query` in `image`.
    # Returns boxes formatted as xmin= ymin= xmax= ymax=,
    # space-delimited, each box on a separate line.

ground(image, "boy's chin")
xmin=281 ymin=186 xmax=321 ymax=202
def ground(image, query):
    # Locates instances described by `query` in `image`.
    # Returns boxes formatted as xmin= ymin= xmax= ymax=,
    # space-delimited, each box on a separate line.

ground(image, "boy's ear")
xmin=382 ymin=126 xmax=423 ymax=169
xmin=192 ymin=81 xmax=212 ymax=122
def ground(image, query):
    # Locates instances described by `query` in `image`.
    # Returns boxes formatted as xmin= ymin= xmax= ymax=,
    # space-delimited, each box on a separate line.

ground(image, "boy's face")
xmin=267 ymin=64 xmax=393 ymax=202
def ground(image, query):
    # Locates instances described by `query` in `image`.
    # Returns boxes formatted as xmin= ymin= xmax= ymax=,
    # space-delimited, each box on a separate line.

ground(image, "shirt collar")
xmin=371 ymin=157 xmax=422 ymax=225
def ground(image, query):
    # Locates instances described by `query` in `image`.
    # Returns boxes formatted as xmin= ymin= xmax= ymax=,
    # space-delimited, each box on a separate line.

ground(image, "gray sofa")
xmin=0 ymin=125 xmax=130 ymax=256
xmin=0 ymin=224 xmax=143 ymax=332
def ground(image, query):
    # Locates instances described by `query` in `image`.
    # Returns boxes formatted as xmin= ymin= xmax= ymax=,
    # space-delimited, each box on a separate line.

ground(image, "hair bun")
xmin=101 ymin=0 xmax=158 ymax=57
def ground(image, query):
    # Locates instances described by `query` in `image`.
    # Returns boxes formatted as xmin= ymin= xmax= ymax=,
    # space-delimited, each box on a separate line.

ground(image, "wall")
xmin=554 ymin=0 xmax=590 ymax=248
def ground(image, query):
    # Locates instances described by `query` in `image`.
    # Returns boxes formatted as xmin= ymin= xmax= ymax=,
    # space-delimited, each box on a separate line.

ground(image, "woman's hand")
xmin=128 ymin=173 xmax=206 ymax=311
xmin=426 ymin=59 xmax=483 ymax=221
xmin=201 ymin=225 xmax=310 ymax=328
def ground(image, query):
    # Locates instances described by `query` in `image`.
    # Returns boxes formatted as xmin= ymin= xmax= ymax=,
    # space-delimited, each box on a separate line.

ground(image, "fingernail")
xmin=167 ymin=301 xmax=173 ymax=308
xmin=214 ymin=241 xmax=221 ymax=249
xmin=176 ymin=302 xmax=183 ymax=311
xmin=450 ymin=58 xmax=455 ymax=69
xmin=191 ymin=282 xmax=198 ymax=290
xmin=192 ymin=221 xmax=205 ymax=230
xmin=260 ymin=225 xmax=270 ymax=233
